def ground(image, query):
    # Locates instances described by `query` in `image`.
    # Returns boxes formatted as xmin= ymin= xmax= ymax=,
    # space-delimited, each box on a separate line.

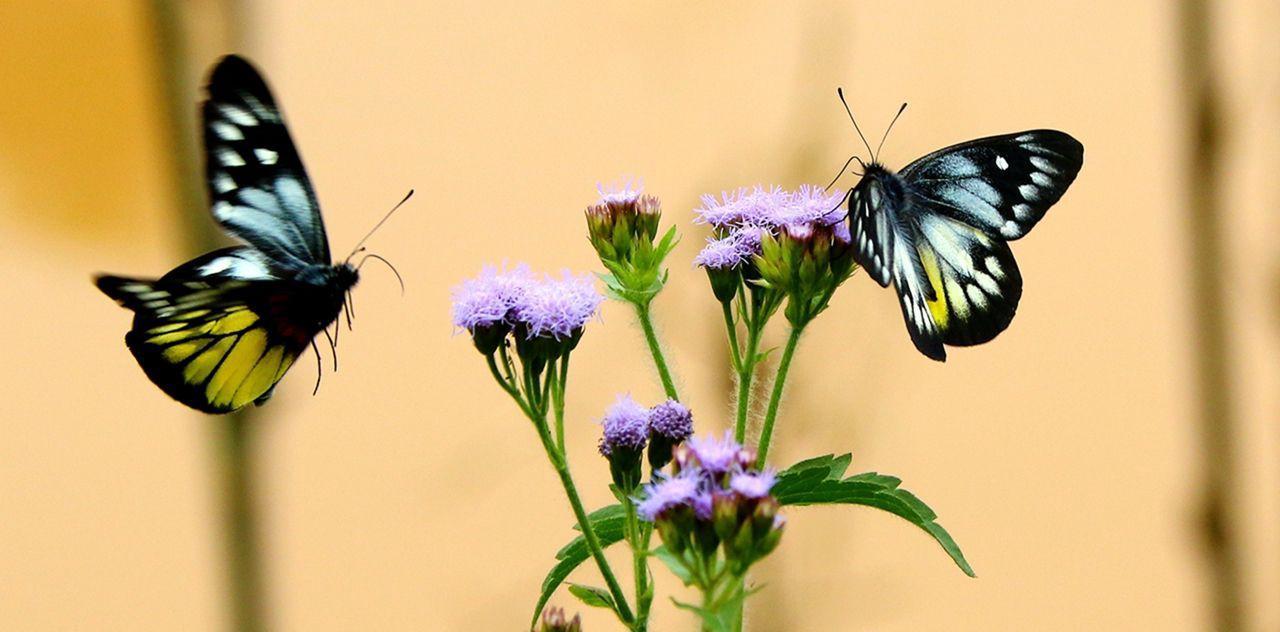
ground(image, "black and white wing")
xmin=203 ymin=55 xmax=330 ymax=270
xmin=847 ymin=179 xmax=896 ymax=287
xmin=913 ymin=213 xmax=1023 ymax=356
xmin=900 ymin=130 xmax=1082 ymax=240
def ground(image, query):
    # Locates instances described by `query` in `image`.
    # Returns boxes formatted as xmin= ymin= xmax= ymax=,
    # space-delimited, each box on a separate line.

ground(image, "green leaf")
xmin=775 ymin=456 xmax=976 ymax=577
xmin=532 ymin=504 xmax=629 ymax=628
xmin=567 ymin=583 xmax=617 ymax=611
xmin=650 ymin=545 xmax=694 ymax=585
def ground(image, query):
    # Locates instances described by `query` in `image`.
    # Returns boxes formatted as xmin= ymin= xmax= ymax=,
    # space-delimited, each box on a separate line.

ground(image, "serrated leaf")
xmin=567 ymin=583 xmax=617 ymax=611
xmin=532 ymin=505 xmax=629 ymax=628
xmin=775 ymin=457 xmax=975 ymax=577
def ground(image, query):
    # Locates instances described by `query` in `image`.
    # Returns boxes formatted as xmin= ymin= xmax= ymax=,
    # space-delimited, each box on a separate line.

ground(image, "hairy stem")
xmin=635 ymin=303 xmax=679 ymax=400
xmin=755 ymin=326 xmax=804 ymax=468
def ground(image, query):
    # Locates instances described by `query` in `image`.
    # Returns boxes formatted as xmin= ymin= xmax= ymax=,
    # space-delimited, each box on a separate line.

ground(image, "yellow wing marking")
xmin=918 ymin=246 xmax=950 ymax=329
xmin=162 ymin=338 xmax=213 ymax=363
xmin=231 ymin=346 xmax=286 ymax=409
xmin=206 ymin=329 xmax=269 ymax=408
xmin=183 ymin=336 xmax=236 ymax=384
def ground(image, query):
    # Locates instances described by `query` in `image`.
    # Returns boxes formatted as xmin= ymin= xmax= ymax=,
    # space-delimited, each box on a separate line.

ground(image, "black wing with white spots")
xmin=203 ymin=55 xmax=330 ymax=270
xmin=900 ymin=130 xmax=1082 ymax=241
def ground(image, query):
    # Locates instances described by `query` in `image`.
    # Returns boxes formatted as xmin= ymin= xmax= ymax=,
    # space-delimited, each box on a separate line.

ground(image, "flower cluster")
xmin=638 ymin=432 xmax=784 ymax=581
xmin=694 ymin=184 xmax=857 ymax=325
xmin=584 ymin=181 xmax=678 ymax=307
xmin=598 ymin=395 xmax=694 ymax=490
xmin=452 ymin=265 xmax=603 ymax=358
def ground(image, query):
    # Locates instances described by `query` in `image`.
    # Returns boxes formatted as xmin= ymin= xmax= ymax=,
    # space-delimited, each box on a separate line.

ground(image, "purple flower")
xmin=596 ymin=178 xmax=644 ymax=206
xmin=450 ymin=264 xmax=534 ymax=332
xmin=648 ymin=399 xmax=693 ymax=443
xmin=637 ymin=473 xmax=700 ymax=521
xmin=693 ymin=228 xmax=763 ymax=270
xmin=513 ymin=271 xmax=603 ymax=339
xmin=687 ymin=431 xmax=744 ymax=474
xmin=692 ymin=490 xmax=714 ymax=520
xmin=599 ymin=394 xmax=650 ymax=456
xmin=693 ymin=186 xmax=786 ymax=229
xmin=730 ymin=470 xmax=777 ymax=499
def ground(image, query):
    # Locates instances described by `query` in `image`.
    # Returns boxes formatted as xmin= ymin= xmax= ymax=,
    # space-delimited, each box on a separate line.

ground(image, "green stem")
xmin=554 ymin=356 xmax=569 ymax=454
xmin=755 ymin=325 xmax=804 ymax=468
xmin=538 ymin=423 xmax=635 ymax=625
xmin=733 ymin=325 xmax=762 ymax=444
xmin=721 ymin=302 xmax=743 ymax=372
xmin=624 ymin=500 xmax=649 ymax=631
xmin=634 ymin=303 xmax=679 ymax=400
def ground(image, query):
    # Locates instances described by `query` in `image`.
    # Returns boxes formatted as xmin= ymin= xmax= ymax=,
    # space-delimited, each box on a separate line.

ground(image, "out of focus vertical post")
xmin=1177 ymin=1 xmax=1243 ymax=630
xmin=146 ymin=2 xmax=265 ymax=631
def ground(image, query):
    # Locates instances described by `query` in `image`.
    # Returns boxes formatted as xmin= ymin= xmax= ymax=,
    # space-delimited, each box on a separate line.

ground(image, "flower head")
xmin=647 ymin=398 xmax=694 ymax=469
xmin=450 ymin=264 xmax=534 ymax=332
xmin=513 ymin=271 xmax=603 ymax=340
xmin=637 ymin=472 xmax=700 ymax=521
xmin=686 ymin=431 xmax=747 ymax=475
xmin=649 ymin=400 xmax=694 ymax=443
xmin=730 ymin=470 xmax=777 ymax=499
xmin=598 ymin=394 xmax=650 ymax=457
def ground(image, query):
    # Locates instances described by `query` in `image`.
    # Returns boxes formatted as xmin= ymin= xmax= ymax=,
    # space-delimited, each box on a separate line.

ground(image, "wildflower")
xmin=755 ymin=220 xmax=856 ymax=327
xmin=639 ymin=431 xmax=785 ymax=582
xmin=646 ymin=399 xmax=693 ymax=469
xmin=684 ymin=431 xmax=747 ymax=475
xmin=636 ymin=472 xmax=700 ymax=521
xmin=584 ymin=180 xmax=678 ymax=307
xmin=729 ymin=470 xmax=777 ymax=499
xmin=449 ymin=264 xmax=534 ymax=354
xmin=598 ymin=394 xmax=650 ymax=490
xmin=511 ymin=271 xmax=603 ymax=363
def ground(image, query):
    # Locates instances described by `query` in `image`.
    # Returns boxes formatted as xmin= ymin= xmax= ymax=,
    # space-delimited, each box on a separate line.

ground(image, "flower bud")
xmin=598 ymin=395 xmax=650 ymax=491
xmin=540 ymin=606 xmax=582 ymax=632
xmin=647 ymin=399 xmax=693 ymax=469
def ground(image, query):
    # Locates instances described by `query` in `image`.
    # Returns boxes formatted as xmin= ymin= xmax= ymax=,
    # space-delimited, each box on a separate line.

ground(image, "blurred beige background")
xmin=2 ymin=1 xmax=1278 ymax=630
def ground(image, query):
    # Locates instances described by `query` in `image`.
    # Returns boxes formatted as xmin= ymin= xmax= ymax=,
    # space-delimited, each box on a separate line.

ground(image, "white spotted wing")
xmin=203 ymin=56 xmax=330 ymax=270
xmin=901 ymin=130 xmax=1083 ymax=240
xmin=847 ymin=129 xmax=1082 ymax=361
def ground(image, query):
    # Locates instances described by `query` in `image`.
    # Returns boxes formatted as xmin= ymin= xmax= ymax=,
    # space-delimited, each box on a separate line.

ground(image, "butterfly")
xmin=96 ymin=55 xmax=407 ymax=413
xmin=834 ymin=90 xmax=1083 ymax=361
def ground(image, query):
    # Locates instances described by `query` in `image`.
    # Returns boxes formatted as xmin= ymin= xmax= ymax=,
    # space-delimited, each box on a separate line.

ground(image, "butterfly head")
xmin=850 ymin=163 xmax=907 ymax=211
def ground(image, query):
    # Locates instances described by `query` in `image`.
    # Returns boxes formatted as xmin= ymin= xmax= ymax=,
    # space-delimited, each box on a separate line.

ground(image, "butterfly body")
xmin=97 ymin=55 xmax=367 ymax=414
xmin=846 ymin=130 xmax=1082 ymax=361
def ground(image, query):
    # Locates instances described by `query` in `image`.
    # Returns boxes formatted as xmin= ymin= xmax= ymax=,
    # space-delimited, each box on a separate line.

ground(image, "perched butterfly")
xmin=96 ymin=55 xmax=407 ymax=413
xmin=834 ymin=90 xmax=1083 ymax=361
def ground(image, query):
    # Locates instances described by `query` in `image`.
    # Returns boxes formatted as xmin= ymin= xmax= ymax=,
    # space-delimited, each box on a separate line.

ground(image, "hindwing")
xmin=95 ymin=249 xmax=316 ymax=413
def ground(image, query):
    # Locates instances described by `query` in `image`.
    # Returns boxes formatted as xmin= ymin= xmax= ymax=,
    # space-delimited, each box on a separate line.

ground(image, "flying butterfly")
xmin=96 ymin=55 xmax=407 ymax=413
xmin=831 ymin=89 xmax=1083 ymax=361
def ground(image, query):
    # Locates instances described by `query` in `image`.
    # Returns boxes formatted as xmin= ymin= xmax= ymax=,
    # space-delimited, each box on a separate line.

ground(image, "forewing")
xmin=848 ymin=179 xmax=895 ymax=287
xmin=914 ymin=213 xmax=1023 ymax=353
xmin=901 ymin=130 xmax=1082 ymax=240
xmin=96 ymin=250 xmax=309 ymax=414
xmin=204 ymin=55 xmax=330 ymax=269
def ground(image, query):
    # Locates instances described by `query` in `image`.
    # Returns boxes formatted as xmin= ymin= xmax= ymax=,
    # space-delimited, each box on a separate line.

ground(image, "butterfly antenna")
xmin=345 ymin=189 xmax=414 ymax=262
xmin=873 ymin=102 xmax=908 ymax=163
xmin=823 ymin=154 xmax=859 ymax=192
xmin=358 ymin=253 xmax=406 ymax=295
xmin=837 ymin=88 xmax=875 ymax=162
xmin=310 ymin=339 xmax=324 ymax=396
